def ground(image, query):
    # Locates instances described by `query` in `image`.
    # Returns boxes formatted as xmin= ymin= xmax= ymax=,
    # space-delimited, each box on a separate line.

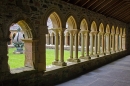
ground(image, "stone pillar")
xmin=67 ymin=30 xmax=74 ymax=62
xmin=46 ymin=34 xmax=49 ymax=45
xmin=80 ymin=30 xmax=91 ymax=59
xmin=74 ymin=30 xmax=80 ymax=62
xmin=119 ymin=34 xmax=123 ymax=51
xmin=101 ymin=34 xmax=105 ymax=55
xmin=80 ymin=30 xmax=85 ymax=58
xmin=93 ymin=32 xmax=99 ymax=57
xmin=0 ymin=40 xmax=10 ymax=73
xmin=106 ymin=33 xmax=111 ymax=54
xmin=22 ymin=39 xmax=38 ymax=68
xmin=50 ymin=33 xmax=54 ymax=45
xmin=111 ymin=34 xmax=115 ymax=53
xmin=59 ymin=29 xmax=66 ymax=66
xmin=89 ymin=32 xmax=94 ymax=56
xmin=78 ymin=32 xmax=81 ymax=46
xmin=98 ymin=33 xmax=101 ymax=54
xmin=37 ymin=25 xmax=47 ymax=71
xmin=64 ymin=32 xmax=68 ymax=46
xmin=122 ymin=34 xmax=126 ymax=50
xmin=115 ymin=34 xmax=119 ymax=52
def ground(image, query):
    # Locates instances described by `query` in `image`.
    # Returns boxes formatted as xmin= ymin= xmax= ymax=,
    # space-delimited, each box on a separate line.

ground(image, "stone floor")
xmin=56 ymin=55 xmax=130 ymax=86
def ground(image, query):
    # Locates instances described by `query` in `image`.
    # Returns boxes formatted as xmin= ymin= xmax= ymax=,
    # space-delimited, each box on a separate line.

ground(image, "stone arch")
xmin=66 ymin=16 xmax=77 ymax=29
xmin=106 ymin=24 xmax=110 ymax=33
xmin=111 ymin=26 xmax=115 ymax=34
xmin=123 ymin=28 xmax=126 ymax=35
xmin=116 ymin=27 xmax=119 ymax=34
xmin=80 ymin=19 xmax=88 ymax=30
xmin=90 ymin=21 xmax=97 ymax=31
xmin=120 ymin=28 xmax=123 ymax=35
xmin=79 ymin=15 xmax=90 ymax=30
xmin=6 ymin=13 xmax=36 ymax=39
xmin=42 ymin=7 xmax=64 ymax=28
xmin=47 ymin=12 xmax=62 ymax=29
xmin=99 ymin=23 xmax=104 ymax=32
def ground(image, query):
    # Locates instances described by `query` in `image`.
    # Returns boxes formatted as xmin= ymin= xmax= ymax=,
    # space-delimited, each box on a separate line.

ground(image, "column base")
xmin=106 ymin=51 xmax=111 ymax=55
xmin=67 ymin=58 xmax=80 ymax=62
xmin=115 ymin=50 xmax=120 ymax=52
xmin=52 ymin=61 xmax=58 ymax=65
xmin=111 ymin=50 xmax=116 ymax=54
xmin=99 ymin=53 xmax=105 ymax=56
xmin=57 ymin=62 xmax=67 ymax=66
xmin=80 ymin=56 xmax=91 ymax=60
xmin=90 ymin=54 xmax=99 ymax=57
xmin=119 ymin=49 xmax=123 ymax=51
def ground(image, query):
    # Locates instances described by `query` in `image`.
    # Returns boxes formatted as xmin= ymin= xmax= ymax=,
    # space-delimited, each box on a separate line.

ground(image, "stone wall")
xmin=0 ymin=0 xmax=129 ymax=85
xmin=0 ymin=51 xmax=128 ymax=86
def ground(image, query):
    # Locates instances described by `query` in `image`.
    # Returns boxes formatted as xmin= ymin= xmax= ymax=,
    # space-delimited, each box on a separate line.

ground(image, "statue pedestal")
xmin=13 ymin=47 xmax=24 ymax=54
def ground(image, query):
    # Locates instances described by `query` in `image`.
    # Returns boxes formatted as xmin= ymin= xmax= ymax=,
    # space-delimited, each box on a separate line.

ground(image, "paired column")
xmin=111 ymin=33 xmax=115 ymax=53
xmin=50 ymin=29 xmax=66 ymax=66
xmin=64 ymin=31 xmax=69 ymax=46
xmin=115 ymin=33 xmax=119 ymax=52
xmin=89 ymin=32 xmax=94 ymax=56
xmin=93 ymin=32 xmax=99 ymax=57
xmin=98 ymin=32 xmax=105 ymax=56
xmin=122 ymin=34 xmax=126 ymax=50
xmin=105 ymin=33 xmax=111 ymax=54
xmin=80 ymin=30 xmax=90 ymax=59
xmin=67 ymin=29 xmax=80 ymax=62
xmin=119 ymin=34 xmax=123 ymax=51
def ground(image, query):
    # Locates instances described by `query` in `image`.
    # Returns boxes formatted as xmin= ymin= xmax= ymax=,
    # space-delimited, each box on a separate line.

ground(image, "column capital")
xmin=49 ymin=28 xmax=61 ymax=35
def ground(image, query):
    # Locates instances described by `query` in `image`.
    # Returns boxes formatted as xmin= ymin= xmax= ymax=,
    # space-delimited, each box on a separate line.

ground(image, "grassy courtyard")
xmin=8 ymin=48 xmax=81 ymax=69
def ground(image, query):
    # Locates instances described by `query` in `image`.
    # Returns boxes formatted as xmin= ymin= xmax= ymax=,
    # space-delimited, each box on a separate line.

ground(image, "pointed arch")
xmin=111 ymin=26 xmax=115 ymax=34
xmin=80 ymin=19 xmax=88 ymax=30
xmin=116 ymin=27 xmax=119 ymax=34
xmin=106 ymin=24 xmax=110 ymax=33
xmin=91 ymin=21 xmax=97 ymax=31
xmin=66 ymin=16 xmax=77 ymax=29
xmin=17 ymin=20 xmax=32 ymax=39
xmin=120 ymin=28 xmax=123 ymax=35
xmin=123 ymin=28 xmax=126 ymax=35
xmin=47 ymin=12 xmax=62 ymax=29
xmin=99 ymin=23 xmax=104 ymax=32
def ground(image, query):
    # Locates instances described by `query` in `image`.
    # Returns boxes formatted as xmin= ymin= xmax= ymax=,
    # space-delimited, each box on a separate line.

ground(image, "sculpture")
xmin=12 ymin=28 xmax=25 ymax=54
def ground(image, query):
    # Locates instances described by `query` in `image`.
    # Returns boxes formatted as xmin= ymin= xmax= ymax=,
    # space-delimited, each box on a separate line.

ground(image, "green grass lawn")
xmin=8 ymin=48 xmax=81 ymax=69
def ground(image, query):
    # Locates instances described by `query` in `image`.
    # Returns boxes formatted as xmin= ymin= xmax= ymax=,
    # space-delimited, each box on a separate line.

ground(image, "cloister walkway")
xmin=56 ymin=55 xmax=130 ymax=86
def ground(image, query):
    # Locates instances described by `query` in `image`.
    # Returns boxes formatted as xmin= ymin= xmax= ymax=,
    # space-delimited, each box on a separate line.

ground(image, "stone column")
xmin=122 ymin=34 xmax=126 ymax=50
xmin=119 ymin=34 xmax=123 ymax=51
xmin=46 ymin=34 xmax=49 ymax=45
xmin=115 ymin=34 xmax=119 ymax=52
xmin=50 ymin=33 xmax=54 ymax=45
xmin=67 ymin=30 xmax=74 ymax=62
xmin=78 ymin=32 xmax=81 ymax=46
xmin=80 ymin=30 xmax=91 ymax=59
xmin=106 ymin=33 xmax=111 ymax=54
xmin=101 ymin=34 xmax=105 ymax=55
xmin=22 ymin=39 xmax=38 ymax=68
xmin=51 ymin=29 xmax=59 ymax=65
xmin=89 ymin=32 xmax=94 ymax=56
xmin=111 ymin=34 xmax=115 ymax=53
xmin=80 ymin=30 xmax=85 ymax=58
xmin=98 ymin=33 xmax=101 ymax=54
xmin=74 ymin=30 xmax=80 ymax=62
xmin=93 ymin=32 xmax=99 ymax=57
xmin=64 ymin=31 xmax=69 ymax=46
xmin=59 ymin=29 xmax=66 ymax=66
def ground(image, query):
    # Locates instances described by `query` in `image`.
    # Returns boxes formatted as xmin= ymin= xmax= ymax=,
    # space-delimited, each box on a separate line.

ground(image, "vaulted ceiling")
xmin=62 ymin=0 xmax=130 ymax=24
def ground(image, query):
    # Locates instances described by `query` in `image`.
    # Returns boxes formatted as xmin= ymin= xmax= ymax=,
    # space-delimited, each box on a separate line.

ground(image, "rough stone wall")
xmin=0 ymin=0 xmax=129 ymax=85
